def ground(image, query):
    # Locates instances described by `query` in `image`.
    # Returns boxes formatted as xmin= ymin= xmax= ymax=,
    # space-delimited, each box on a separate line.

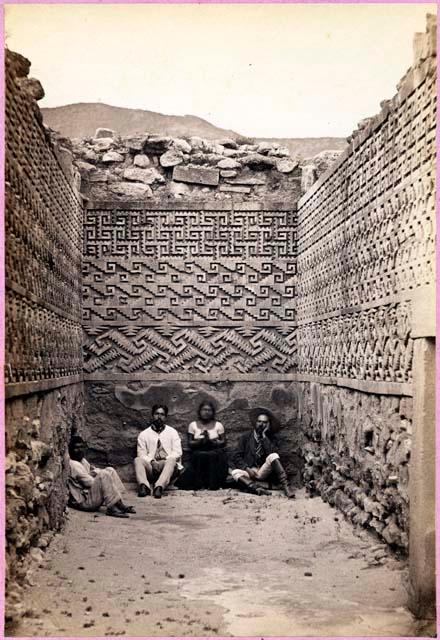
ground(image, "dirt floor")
xmin=11 ymin=486 xmax=422 ymax=637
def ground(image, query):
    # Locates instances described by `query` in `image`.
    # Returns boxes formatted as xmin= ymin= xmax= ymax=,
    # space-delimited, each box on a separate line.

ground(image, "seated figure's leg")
xmin=84 ymin=470 xmax=121 ymax=510
xmin=102 ymin=467 xmax=125 ymax=494
xmin=230 ymin=468 xmax=270 ymax=496
xmin=268 ymin=456 xmax=296 ymax=499
xmin=155 ymin=458 xmax=177 ymax=490
xmin=255 ymin=453 xmax=280 ymax=480
xmin=134 ymin=457 xmax=153 ymax=490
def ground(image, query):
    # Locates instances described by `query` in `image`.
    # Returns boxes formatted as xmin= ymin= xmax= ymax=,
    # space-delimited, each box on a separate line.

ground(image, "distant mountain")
xmin=41 ymin=102 xmax=347 ymax=158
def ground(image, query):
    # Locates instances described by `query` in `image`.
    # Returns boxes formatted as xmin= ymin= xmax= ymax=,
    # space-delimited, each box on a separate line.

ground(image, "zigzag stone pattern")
xmin=83 ymin=326 xmax=297 ymax=374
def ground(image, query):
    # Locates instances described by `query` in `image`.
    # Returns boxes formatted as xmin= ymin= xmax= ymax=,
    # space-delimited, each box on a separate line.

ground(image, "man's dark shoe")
xmin=153 ymin=486 xmax=163 ymax=499
xmin=138 ymin=483 xmax=150 ymax=497
xmin=106 ymin=505 xmax=129 ymax=518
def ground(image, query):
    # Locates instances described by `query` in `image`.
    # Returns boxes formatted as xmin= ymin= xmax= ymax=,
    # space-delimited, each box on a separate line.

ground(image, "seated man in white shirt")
xmin=134 ymin=404 xmax=183 ymax=499
xmin=68 ymin=435 xmax=136 ymax=518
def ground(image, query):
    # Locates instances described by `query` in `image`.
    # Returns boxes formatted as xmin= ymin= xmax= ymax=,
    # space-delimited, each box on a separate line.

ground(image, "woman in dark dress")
xmin=187 ymin=402 xmax=228 ymax=490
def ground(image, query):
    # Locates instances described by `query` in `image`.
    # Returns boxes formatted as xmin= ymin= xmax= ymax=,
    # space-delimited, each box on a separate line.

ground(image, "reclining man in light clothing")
xmin=68 ymin=435 xmax=136 ymax=518
xmin=134 ymin=404 xmax=183 ymax=499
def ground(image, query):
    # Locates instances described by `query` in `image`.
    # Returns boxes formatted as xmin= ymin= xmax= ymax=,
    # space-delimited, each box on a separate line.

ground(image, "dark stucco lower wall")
xmin=82 ymin=380 xmax=303 ymax=485
xmin=5 ymin=383 xmax=84 ymax=626
xmin=298 ymin=382 xmax=412 ymax=551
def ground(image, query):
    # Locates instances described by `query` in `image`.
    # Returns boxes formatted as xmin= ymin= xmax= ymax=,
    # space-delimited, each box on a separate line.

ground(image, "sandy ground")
xmin=11 ymin=486 xmax=422 ymax=637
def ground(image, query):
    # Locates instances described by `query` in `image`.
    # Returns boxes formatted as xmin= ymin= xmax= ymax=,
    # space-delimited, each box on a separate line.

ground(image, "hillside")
xmin=41 ymin=103 xmax=347 ymax=159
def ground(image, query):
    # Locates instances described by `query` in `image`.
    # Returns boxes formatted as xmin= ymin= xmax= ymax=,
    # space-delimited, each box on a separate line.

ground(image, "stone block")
xmin=109 ymin=182 xmax=153 ymax=198
xmin=82 ymin=148 xmax=99 ymax=163
xmin=125 ymin=135 xmax=148 ymax=152
xmin=301 ymin=164 xmax=317 ymax=193
xmin=160 ymin=150 xmax=184 ymax=168
xmin=216 ymin=138 xmax=238 ymax=149
xmin=173 ymin=165 xmax=219 ymax=186
xmin=102 ymin=151 xmax=124 ymax=163
xmin=172 ymin=138 xmax=192 ymax=154
xmin=276 ymin=158 xmax=298 ymax=173
xmin=144 ymin=135 xmax=172 ymax=154
xmin=87 ymin=170 xmax=109 ymax=183
xmin=75 ymin=160 xmax=96 ymax=174
xmin=123 ymin=167 xmax=164 ymax=185
xmin=257 ymin=141 xmax=277 ymax=155
xmin=133 ymin=154 xmax=150 ymax=168
xmin=92 ymin=138 xmax=113 ymax=152
xmin=217 ymin=158 xmax=241 ymax=170
xmin=95 ymin=127 xmax=115 ymax=139
xmin=220 ymin=170 xmax=238 ymax=178
xmin=219 ymin=185 xmax=251 ymax=194
xmin=227 ymin=175 xmax=266 ymax=186
xmin=241 ymin=153 xmax=276 ymax=169
xmin=20 ymin=77 xmax=44 ymax=101
xmin=268 ymin=146 xmax=290 ymax=158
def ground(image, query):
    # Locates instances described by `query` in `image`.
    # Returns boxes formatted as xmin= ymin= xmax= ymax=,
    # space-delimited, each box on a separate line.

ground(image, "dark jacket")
xmin=231 ymin=430 xmax=277 ymax=470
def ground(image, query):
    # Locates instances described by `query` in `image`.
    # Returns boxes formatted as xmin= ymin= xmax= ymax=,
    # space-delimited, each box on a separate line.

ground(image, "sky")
xmin=5 ymin=3 xmax=436 ymax=138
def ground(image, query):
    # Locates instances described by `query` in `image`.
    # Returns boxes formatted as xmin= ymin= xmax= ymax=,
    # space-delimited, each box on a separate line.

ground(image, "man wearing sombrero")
xmin=229 ymin=408 xmax=295 ymax=498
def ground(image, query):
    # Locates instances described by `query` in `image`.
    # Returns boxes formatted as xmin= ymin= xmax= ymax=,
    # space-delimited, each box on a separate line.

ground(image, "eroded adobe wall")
xmin=81 ymin=200 xmax=300 ymax=481
xmin=296 ymin=16 xmax=436 ymax=552
xmin=5 ymin=50 xmax=84 ymax=625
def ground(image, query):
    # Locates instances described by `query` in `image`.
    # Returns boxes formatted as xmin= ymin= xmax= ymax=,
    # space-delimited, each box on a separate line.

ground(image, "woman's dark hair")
xmin=198 ymin=401 xmax=216 ymax=420
xmin=151 ymin=403 xmax=169 ymax=417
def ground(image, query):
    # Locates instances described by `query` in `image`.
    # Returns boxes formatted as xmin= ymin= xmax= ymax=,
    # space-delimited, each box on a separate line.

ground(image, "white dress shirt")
xmin=137 ymin=425 xmax=183 ymax=469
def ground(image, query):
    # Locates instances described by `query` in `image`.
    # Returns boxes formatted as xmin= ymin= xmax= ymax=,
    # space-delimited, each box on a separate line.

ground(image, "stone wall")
xmin=5 ymin=50 xmax=84 ymax=625
xmin=70 ymin=131 xmax=314 ymax=203
xmin=296 ymin=15 xmax=436 ymax=552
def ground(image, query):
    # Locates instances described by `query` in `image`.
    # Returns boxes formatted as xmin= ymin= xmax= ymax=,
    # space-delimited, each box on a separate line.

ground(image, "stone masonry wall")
xmin=5 ymin=50 xmax=84 ymax=625
xmin=296 ymin=16 xmax=436 ymax=551
xmin=71 ymin=131 xmax=310 ymax=203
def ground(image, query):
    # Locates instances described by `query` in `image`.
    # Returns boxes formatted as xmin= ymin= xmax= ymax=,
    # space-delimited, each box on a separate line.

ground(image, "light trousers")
xmin=80 ymin=468 xmax=124 ymax=510
xmin=230 ymin=452 xmax=280 ymax=481
xmin=134 ymin=457 xmax=177 ymax=490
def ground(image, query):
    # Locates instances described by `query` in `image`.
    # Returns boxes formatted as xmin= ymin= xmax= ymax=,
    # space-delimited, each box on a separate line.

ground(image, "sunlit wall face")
xmin=4 ymin=3 xmax=437 ymax=138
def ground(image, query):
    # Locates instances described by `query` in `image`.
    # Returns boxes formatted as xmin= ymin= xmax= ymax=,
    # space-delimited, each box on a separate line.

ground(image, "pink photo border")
xmin=0 ymin=1 xmax=438 ymax=640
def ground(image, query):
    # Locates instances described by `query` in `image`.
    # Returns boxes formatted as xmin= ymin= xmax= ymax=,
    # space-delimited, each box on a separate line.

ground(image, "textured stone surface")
xmin=133 ymin=153 xmax=150 ymax=168
xmin=95 ymin=127 xmax=115 ymax=139
xmin=83 ymin=381 xmax=302 ymax=484
xmin=160 ymin=149 xmax=184 ymax=167
xmin=299 ymin=383 xmax=411 ymax=550
xmin=218 ymin=158 xmax=241 ymax=170
xmin=276 ymin=158 xmax=298 ymax=173
xmin=219 ymin=184 xmax=251 ymax=194
xmin=173 ymin=164 xmax=220 ymax=186
xmin=109 ymin=181 xmax=153 ymax=198
xmin=123 ymin=166 xmax=164 ymax=184
xmin=102 ymin=150 xmax=124 ymax=163
xmin=5 ymin=50 xmax=84 ymax=626
xmin=72 ymin=132 xmax=303 ymax=202
xmin=5 ymin=383 xmax=84 ymax=626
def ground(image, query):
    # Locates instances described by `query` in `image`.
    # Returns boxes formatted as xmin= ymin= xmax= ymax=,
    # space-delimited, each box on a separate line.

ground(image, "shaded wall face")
xmin=84 ymin=381 xmax=302 ymax=484
xmin=296 ymin=20 xmax=436 ymax=554
xmin=5 ymin=51 xmax=83 ymax=626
